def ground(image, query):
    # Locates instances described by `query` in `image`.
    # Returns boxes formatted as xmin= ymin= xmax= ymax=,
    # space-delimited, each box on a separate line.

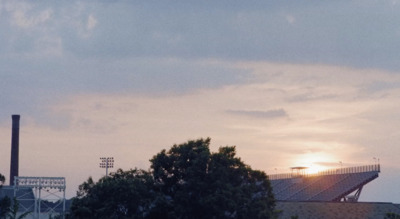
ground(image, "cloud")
xmin=2 ymin=1 xmax=400 ymax=71
xmin=226 ymin=109 xmax=288 ymax=119
xmin=77 ymin=14 xmax=97 ymax=38
xmin=361 ymin=81 xmax=400 ymax=95
xmin=87 ymin=14 xmax=97 ymax=30
xmin=34 ymin=36 xmax=63 ymax=56
xmin=6 ymin=2 xmax=52 ymax=28
xmin=285 ymin=14 xmax=296 ymax=24
xmin=0 ymin=57 xmax=248 ymax=125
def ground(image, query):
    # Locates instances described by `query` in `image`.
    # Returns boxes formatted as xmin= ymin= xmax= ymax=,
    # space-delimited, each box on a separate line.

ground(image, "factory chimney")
xmin=10 ymin=115 xmax=20 ymax=186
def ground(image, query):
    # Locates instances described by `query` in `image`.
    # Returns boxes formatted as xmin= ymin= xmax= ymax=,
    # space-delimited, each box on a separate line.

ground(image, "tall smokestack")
xmin=10 ymin=115 xmax=20 ymax=186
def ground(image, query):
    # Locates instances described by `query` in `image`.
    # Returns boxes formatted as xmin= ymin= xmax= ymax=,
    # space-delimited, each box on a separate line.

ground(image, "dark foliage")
xmin=0 ymin=196 xmax=11 ymax=219
xmin=0 ymin=173 xmax=10 ymax=219
xmin=385 ymin=212 xmax=400 ymax=219
xmin=71 ymin=138 xmax=276 ymax=219
xmin=0 ymin=174 xmax=4 ymax=187
xmin=71 ymin=169 xmax=156 ymax=219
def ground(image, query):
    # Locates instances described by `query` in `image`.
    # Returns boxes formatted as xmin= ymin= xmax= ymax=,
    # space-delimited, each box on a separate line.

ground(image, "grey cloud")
xmin=362 ymin=81 xmax=400 ymax=94
xmin=76 ymin=1 xmax=400 ymax=71
xmin=3 ymin=1 xmax=400 ymax=71
xmin=226 ymin=109 xmax=288 ymax=119
xmin=0 ymin=56 xmax=248 ymax=124
xmin=286 ymin=93 xmax=338 ymax=103
xmin=3 ymin=0 xmax=400 ymax=124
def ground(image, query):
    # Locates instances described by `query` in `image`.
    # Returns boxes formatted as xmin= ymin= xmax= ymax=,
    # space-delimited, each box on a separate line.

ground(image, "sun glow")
xmin=292 ymin=152 xmax=337 ymax=175
xmin=305 ymin=164 xmax=328 ymax=174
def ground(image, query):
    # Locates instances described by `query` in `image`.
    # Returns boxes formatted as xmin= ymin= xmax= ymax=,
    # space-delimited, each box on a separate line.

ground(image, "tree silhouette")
xmin=71 ymin=138 xmax=277 ymax=219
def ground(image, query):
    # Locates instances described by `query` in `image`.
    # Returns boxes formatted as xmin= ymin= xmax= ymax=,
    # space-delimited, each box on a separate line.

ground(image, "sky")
xmin=1 ymin=0 xmax=400 ymax=202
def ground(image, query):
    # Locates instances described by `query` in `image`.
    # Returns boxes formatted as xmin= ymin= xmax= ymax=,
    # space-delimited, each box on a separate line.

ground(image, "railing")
xmin=268 ymin=164 xmax=380 ymax=180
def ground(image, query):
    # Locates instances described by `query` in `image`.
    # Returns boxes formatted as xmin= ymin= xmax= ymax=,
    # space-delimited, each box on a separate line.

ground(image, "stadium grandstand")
xmin=268 ymin=164 xmax=400 ymax=218
xmin=268 ymin=164 xmax=380 ymax=202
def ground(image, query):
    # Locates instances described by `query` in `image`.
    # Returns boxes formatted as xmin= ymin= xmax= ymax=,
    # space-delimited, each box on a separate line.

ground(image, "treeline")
xmin=70 ymin=138 xmax=277 ymax=219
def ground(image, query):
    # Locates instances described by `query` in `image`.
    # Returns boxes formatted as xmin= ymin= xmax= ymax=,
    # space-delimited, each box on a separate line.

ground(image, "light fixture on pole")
xmin=100 ymin=157 xmax=114 ymax=176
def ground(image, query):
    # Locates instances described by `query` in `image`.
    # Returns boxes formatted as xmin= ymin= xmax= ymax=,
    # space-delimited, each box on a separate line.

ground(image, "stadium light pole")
xmin=100 ymin=157 xmax=114 ymax=176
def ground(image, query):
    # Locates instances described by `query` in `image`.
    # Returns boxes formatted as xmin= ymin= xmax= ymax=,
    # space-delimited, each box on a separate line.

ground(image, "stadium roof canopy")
xmin=269 ymin=164 xmax=380 ymax=202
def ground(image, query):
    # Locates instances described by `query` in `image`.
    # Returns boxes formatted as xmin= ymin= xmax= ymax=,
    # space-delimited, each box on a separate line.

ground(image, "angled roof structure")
xmin=269 ymin=164 xmax=380 ymax=202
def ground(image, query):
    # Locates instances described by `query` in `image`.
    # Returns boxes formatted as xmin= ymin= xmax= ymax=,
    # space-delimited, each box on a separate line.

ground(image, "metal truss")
xmin=341 ymin=186 xmax=364 ymax=202
xmin=14 ymin=176 xmax=66 ymax=219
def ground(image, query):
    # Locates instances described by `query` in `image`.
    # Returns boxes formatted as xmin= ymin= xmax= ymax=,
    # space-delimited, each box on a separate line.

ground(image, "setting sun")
xmin=306 ymin=164 xmax=328 ymax=174
xmin=291 ymin=152 xmax=338 ymax=175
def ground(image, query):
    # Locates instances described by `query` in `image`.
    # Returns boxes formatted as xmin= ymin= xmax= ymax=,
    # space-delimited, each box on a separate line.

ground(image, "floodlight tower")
xmin=100 ymin=157 xmax=114 ymax=176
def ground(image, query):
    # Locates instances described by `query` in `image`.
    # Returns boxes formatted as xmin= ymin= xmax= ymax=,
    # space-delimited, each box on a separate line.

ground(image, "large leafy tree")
xmin=70 ymin=169 xmax=157 ymax=219
xmin=150 ymin=138 xmax=276 ymax=219
xmin=71 ymin=138 xmax=276 ymax=219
